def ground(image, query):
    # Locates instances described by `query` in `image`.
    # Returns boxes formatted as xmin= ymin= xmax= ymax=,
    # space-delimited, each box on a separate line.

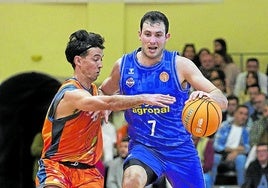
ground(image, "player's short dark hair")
xmin=65 ymin=29 xmax=105 ymax=68
xmin=140 ymin=11 xmax=169 ymax=34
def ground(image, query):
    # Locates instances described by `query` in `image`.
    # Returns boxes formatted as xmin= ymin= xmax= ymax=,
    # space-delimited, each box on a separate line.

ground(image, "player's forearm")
xmin=210 ymin=89 xmax=228 ymax=110
xmin=106 ymin=95 xmax=147 ymax=111
xmin=103 ymin=94 xmax=174 ymax=111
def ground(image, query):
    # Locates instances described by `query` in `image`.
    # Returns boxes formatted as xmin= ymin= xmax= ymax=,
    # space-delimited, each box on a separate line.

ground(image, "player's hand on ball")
xmin=185 ymin=91 xmax=211 ymax=104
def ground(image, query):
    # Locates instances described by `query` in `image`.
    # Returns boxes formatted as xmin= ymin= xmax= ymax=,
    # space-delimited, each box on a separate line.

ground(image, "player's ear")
xmin=74 ymin=55 xmax=81 ymax=66
xmin=165 ymin=33 xmax=171 ymax=40
xmin=138 ymin=30 xmax=142 ymax=40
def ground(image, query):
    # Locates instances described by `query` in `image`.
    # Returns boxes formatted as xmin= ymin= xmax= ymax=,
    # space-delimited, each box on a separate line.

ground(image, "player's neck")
xmin=137 ymin=51 xmax=162 ymax=66
xmin=72 ymin=76 xmax=92 ymax=91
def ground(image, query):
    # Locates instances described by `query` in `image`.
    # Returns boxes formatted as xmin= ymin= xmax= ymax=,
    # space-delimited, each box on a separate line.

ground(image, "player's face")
xmin=139 ymin=21 xmax=170 ymax=60
xmin=77 ymin=47 xmax=104 ymax=82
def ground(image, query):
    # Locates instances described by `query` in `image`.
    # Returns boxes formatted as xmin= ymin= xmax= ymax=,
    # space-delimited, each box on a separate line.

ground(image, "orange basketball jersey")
xmin=41 ymin=78 xmax=103 ymax=165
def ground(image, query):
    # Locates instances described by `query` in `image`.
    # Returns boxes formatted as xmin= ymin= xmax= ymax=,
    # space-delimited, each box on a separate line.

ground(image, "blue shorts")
xmin=124 ymin=140 xmax=205 ymax=188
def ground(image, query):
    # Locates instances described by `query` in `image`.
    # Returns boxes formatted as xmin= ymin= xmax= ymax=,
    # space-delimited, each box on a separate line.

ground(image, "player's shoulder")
xmin=175 ymin=55 xmax=196 ymax=67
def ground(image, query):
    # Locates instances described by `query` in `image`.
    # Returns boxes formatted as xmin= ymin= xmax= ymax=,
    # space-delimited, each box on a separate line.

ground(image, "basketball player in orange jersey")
xmin=99 ymin=11 xmax=228 ymax=188
xmin=35 ymin=30 xmax=176 ymax=188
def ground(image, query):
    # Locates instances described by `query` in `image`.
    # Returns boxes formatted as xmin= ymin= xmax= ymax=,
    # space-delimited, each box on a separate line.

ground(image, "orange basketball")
xmin=182 ymin=98 xmax=222 ymax=137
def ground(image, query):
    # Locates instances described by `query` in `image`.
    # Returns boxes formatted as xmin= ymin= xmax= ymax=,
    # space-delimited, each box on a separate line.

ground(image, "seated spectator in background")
xmin=213 ymin=38 xmax=233 ymax=63
xmin=242 ymin=143 xmax=268 ymax=188
xmin=222 ymin=95 xmax=239 ymax=123
xmin=102 ymin=116 xmax=117 ymax=166
xmin=199 ymin=53 xmax=215 ymax=79
xmin=213 ymin=51 xmax=240 ymax=96
xmin=245 ymin=100 xmax=268 ymax=169
xmin=195 ymin=47 xmax=211 ymax=69
xmin=209 ymin=67 xmax=226 ymax=81
xmin=210 ymin=77 xmax=227 ymax=97
xmin=106 ymin=137 xmax=130 ymax=188
xmin=237 ymin=71 xmax=260 ymax=104
xmin=212 ymin=105 xmax=250 ymax=186
xmin=181 ymin=43 xmax=199 ymax=67
xmin=234 ymin=58 xmax=267 ymax=97
xmin=250 ymin=93 xmax=267 ymax=122
xmin=243 ymin=84 xmax=261 ymax=116
xmin=116 ymin=123 xmax=128 ymax=150
xmin=192 ymin=136 xmax=214 ymax=188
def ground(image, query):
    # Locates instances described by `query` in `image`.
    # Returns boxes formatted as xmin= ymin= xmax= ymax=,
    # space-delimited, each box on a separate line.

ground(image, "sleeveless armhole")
xmin=119 ymin=54 xmax=127 ymax=95
xmin=47 ymin=84 xmax=78 ymax=119
xmin=171 ymin=51 xmax=191 ymax=93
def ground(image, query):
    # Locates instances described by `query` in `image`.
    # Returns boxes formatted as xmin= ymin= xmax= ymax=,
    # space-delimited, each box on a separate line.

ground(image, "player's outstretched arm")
xmin=61 ymin=89 xmax=176 ymax=114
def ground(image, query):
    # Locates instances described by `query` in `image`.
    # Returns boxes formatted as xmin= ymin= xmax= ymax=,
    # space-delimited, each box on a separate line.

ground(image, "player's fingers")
xmin=91 ymin=111 xmax=100 ymax=119
xmin=103 ymin=110 xmax=111 ymax=123
xmin=159 ymin=94 xmax=176 ymax=103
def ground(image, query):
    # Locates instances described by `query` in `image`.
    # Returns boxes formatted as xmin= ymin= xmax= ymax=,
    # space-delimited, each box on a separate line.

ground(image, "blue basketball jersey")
xmin=120 ymin=48 xmax=191 ymax=148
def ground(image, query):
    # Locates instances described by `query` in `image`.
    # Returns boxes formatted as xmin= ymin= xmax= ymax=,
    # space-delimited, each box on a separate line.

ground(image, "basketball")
xmin=182 ymin=97 xmax=222 ymax=137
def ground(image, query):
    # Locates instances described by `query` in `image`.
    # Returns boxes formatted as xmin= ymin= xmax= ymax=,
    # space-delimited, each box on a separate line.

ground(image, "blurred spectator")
xmin=245 ymin=99 xmax=268 ymax=168
xmin=199 ymin=53 xmax=215 ymax=79
xmin=214 ymin=51 xmax=240 ymax=96
xmin=243 ymin=84 xmax=261 ymax=116
xmin=192 ymin=136 xmax=214 ymax=188
xmin=250 ymin=98 xmax=268 ymax=146
xmin=222 ymin=95 xmax=239 ymax=123
xmin=106 ymin=136 xmax=129 ymax=188
xmin=212 ymin=105 xmax=250 ymax=186
xmin=209 ymin=68 xmax=226 ymax=81
xmin=181 ymin=43 xmax=199 ymax=67
xmin=116 ymin=124 xmax=128 ymax=150
xmin=102 ymin=116 xmax=117 ymax=166
xmin=234 ymin=58 xmax=267 ymax=97
xmin=195 ymin=47 xmax=211 ymax=68
xmin=213 ymin=38 xmax=233 ymax=63
xmin=242 ymin=143 xmax=268 ymax=188
xmin=250 ymin=93 xmax=267 ymax=122
xmin=237 ymin=71 xmax=260 ymax=104
xmin=211 ymin=77 xmax=227 ymax=96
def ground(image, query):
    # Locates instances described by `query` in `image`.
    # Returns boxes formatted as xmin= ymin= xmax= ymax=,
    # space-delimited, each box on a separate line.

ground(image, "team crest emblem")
xmin=126 ymin=77 xmax=135 ymax=87
xmin=159 ymin=71 xmax=169 ymax=82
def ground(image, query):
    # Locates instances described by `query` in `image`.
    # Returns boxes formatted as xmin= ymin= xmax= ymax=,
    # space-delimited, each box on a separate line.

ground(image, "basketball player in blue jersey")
xmin=99 ymin=11 xmax=228 ymax=188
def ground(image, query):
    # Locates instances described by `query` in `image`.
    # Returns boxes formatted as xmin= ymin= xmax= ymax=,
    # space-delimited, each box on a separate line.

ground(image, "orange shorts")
xmin=35 ymin=159 xmax=104 ymax=188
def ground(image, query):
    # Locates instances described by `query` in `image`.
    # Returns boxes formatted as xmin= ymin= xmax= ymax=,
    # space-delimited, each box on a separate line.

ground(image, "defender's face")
xmin=77 ymin=47 xmax=104 ymax=82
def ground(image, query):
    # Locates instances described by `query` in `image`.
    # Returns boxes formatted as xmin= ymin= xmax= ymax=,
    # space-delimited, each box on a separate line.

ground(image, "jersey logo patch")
xmin=126 ymin=77 xmax=135 ymax=87
xmin=128 ymin=68 xmax=135 ymax=75
xmin=159 ymin=71 xmax=169 ymax=82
